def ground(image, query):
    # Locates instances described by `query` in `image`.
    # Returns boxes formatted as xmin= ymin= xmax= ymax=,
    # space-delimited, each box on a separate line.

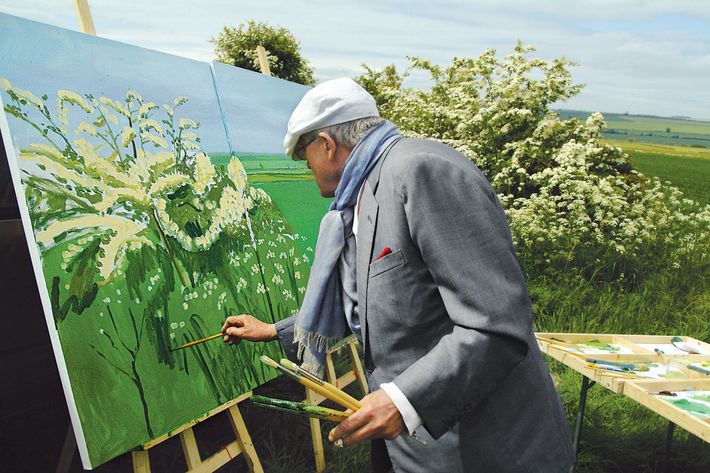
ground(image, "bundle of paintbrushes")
xmin=259 ymin=356 xmax=362 ymax=410
xmin=259 ymin=356 xmax=427 ymax=445
xmin=250 ymin=395 xmax=350 ymax=422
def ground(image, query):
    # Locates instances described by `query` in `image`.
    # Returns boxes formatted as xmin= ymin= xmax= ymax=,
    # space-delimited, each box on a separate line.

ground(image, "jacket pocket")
xmin=369 ymin=249 xmax=406 ymax=278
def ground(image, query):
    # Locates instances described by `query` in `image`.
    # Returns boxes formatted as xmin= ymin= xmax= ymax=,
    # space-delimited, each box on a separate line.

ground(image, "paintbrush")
xmin=584 ymin=362 xmax=637 ymax=378
xmin=535 ymin=336 xmax=582 ymax=352
xmin=170 ymin=332 xmax=223 ymax=351
xmin=585 ymin=358 xmax=650 ymax=371
xmin=687 ymin=364 xmax=710 ymax=375
xmin=280 ymin=359 xmax=363 ymax=411
xmin=262 ymin=357 xmax=427 ymax=445
xmin=260 ymin=356 xmax=359 ymax=410
xmin=250 ymin=394 xmax=350 ymax=422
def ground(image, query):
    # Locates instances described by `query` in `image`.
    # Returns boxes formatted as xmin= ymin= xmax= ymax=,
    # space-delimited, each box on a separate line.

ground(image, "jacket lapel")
xmin=357 ymin=181 xmax=379 ymax=349
xmin=355 ymin=137 xmax=400 ymax=363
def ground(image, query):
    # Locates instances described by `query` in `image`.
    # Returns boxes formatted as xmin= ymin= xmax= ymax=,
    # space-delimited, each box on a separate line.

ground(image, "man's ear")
xmin=319 ymin=132 xmax=337 ymax=161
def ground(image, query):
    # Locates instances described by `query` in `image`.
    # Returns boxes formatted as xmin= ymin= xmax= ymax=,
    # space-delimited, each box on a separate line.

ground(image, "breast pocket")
xmin=369 ymin=249 xmax=406 ymax=278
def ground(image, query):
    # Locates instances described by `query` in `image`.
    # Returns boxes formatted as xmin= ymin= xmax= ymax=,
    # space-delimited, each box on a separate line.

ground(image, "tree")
xmin=212 ymin=21 xmax=315 ymax=85
xmin=356 ymin=43 xmax=709 ymax=283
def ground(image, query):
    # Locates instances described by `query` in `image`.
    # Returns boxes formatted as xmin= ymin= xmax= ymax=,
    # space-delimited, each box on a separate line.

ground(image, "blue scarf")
xmin=294 ymin=120 xmax=400 ymax=374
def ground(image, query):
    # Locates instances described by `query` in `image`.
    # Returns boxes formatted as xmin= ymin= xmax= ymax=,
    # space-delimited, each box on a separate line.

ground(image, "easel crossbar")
xmin=141 ymin=391 xmax=251 ymax=449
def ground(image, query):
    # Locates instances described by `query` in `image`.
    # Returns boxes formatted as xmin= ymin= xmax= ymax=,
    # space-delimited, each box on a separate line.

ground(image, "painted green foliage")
xmin=1 ymin=78 xmax=313 ymax=464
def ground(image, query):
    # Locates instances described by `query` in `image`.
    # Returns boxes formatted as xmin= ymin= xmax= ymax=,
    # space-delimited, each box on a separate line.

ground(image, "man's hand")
xmin=222 ymin=314 xmax=277 ymax=345
xmin=328 ymin=389 xmax=405 ymax=447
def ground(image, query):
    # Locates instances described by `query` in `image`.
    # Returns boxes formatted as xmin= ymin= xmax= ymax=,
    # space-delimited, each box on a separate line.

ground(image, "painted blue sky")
xmin=0 ymin=13 xmax=230 ymax=153
xmin=1 ymin=1 xmax=709 ymax=119
xmin=212 ymin=63 xmax=309 ymax=154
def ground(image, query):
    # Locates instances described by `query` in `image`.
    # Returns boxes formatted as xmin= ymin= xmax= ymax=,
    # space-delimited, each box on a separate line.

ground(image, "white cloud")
xmin=0 ymin=0 xmax=708 ymax=118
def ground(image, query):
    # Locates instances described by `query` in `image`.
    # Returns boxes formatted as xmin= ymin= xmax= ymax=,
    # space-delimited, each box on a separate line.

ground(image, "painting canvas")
xmin=211 ymin=62 xmax=329 ymax=253
xmin=0 ymin=13 xmax=311 ymax=468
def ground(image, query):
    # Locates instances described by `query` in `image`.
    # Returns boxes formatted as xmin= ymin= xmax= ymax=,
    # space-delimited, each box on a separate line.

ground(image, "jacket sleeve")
xmin=275 ymin=314 xmax=300 ymax=363
xmin=391 ymin=149 xmax=532 ymax=439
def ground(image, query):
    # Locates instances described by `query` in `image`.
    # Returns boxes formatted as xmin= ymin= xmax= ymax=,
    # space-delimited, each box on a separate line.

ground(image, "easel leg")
xmin=56 ymin=425 xmax=76 ymax=473
xmin=227 ymin=403 xmax=264 ymax=473
xmin=570 ymin=376 xmax=595 ymax=473
xmin=325 ymin=353 xmax=337 ymax=386
xmin=306 ymin=387 xmax=326 ymax=472
xmin=661 ymin=421 xmax=675 ymax=473
xmin=179 ymin=427 xmax=201 ymax=469
xmin=348 ymin=340 xmax=369 ymax=394
xmin=131 ymin=450 xmax=151 ymax=473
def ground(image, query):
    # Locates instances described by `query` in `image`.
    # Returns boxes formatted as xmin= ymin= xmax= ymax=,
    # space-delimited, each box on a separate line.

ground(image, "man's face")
xmin=299 ymin=132 xmax=349 ymax=198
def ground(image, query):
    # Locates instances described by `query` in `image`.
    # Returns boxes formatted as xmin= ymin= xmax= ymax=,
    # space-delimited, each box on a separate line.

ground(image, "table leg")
xmin=570 ymin=376 xmax=595 ymax=473
xmin=662 ymin=421 xmax=675 ymax=473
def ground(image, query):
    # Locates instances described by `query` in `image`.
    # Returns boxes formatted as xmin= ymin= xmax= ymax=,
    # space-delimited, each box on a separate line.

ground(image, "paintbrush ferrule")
xmin=260 ymin=356 xmax=302 ymax=382
xmin=280 ymin=358 xmax=325 ymax=385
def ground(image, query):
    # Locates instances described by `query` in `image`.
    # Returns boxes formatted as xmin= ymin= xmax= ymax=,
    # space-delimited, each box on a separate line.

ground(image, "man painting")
xmin=222 ymin=78 xmax=574 ymax=472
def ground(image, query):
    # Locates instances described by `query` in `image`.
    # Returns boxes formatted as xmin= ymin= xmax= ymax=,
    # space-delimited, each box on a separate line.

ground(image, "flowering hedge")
xmin=357 ymin=43 xmax=709 ymax=282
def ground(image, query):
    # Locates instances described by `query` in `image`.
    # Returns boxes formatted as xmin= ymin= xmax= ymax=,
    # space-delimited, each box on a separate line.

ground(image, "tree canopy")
xmin=357 ymin=43 xmax=709 ymax=283
xmin=212 ymin=21 xmax=315 ymax=85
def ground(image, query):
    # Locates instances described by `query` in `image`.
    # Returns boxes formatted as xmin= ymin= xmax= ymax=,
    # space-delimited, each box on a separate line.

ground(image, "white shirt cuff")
xmin=380 ymin=382 xmax=423 ymax=435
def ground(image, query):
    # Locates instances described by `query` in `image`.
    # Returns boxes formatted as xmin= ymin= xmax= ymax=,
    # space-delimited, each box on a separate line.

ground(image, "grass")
xmin=530 ymin=269 xmax=710 ymax=473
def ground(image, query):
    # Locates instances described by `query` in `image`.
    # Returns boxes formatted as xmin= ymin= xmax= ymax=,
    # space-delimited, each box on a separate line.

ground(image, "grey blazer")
xmin=278 ymin=138 xmax=574 ymax=472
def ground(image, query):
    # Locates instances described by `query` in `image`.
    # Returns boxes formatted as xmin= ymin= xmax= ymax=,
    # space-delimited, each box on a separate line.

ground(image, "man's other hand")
xmin=221 ymin=314 xmax=277 ymax=345
xmin=328 ymin=389 xmax=405 ymax=446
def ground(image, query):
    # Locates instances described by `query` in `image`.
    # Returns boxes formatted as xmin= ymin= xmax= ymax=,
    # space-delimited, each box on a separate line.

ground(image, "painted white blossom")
xmin=193 ymin=153 xmax=216 ymax=194
xmin=227 ymin=157 xmax=247 ymax=191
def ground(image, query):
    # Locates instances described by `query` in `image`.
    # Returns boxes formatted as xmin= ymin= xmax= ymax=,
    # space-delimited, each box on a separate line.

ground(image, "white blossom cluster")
xmin=357 ymin=44 xmax=709 ymax=278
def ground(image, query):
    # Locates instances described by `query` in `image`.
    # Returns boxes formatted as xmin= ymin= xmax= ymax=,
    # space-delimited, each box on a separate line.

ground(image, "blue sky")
xmin=1 ymin=0 xmax=709 ymax=119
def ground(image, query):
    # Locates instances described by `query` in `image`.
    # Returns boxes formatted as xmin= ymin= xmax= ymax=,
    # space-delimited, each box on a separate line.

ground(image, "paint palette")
xmin=623 ymin=379 xmax=710 ymax=442
xmin=536 ymin=333 xmax=710 ymax=393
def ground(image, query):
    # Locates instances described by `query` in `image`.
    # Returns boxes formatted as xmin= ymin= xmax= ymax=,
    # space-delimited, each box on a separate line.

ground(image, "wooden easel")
xmin=133 ymin=391 xmax=262 ymax=473
xmin=57 ymin=392 xmax=263 ymax=473
xmin=303 ymin=336 xmax=369 ymax=472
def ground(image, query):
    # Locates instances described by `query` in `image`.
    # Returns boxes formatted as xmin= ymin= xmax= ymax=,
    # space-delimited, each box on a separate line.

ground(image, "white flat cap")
xmin=283 ymin=77 xmax=379 ymax=157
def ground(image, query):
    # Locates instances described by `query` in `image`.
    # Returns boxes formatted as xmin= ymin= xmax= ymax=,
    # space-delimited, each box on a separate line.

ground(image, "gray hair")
xmin=322 ymin=116 xmax=385 ymax=148
xmin=291 ymin=117 xmax=385 ymax=161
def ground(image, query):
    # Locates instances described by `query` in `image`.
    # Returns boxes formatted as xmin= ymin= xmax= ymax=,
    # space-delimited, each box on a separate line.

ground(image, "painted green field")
xmin=255 ymin=180 xmax=331 ymax=254
xmin=210 ymin=152 xmax=328 ymax=252
xmin=558 ymin=109 xmax=710 ymax=148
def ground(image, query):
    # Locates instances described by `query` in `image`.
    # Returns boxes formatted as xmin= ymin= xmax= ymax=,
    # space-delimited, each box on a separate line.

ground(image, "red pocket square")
xmin=375 ymin=246 xmax=392 ymax=261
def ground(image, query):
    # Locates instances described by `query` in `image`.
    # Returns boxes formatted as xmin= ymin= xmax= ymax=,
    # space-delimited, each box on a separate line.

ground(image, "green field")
xmin=558 ymin=109 xmax=710 ymax=148
xmin=611 ymin=142 xmax=710 ymax=206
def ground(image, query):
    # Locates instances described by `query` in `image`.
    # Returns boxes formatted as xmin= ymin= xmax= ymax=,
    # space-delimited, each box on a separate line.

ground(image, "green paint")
xmin=250 ymin=395 xmax=348 ymax=422
xmin=664 ymin=371 xmax=690 ymax=379
xmin=577 ymin=339 xmax=621 ymax=352
xmin=690 ymin=394 xmax=710 ymax=403
xmin=671 ymin=399 xmax=710 ymax=417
